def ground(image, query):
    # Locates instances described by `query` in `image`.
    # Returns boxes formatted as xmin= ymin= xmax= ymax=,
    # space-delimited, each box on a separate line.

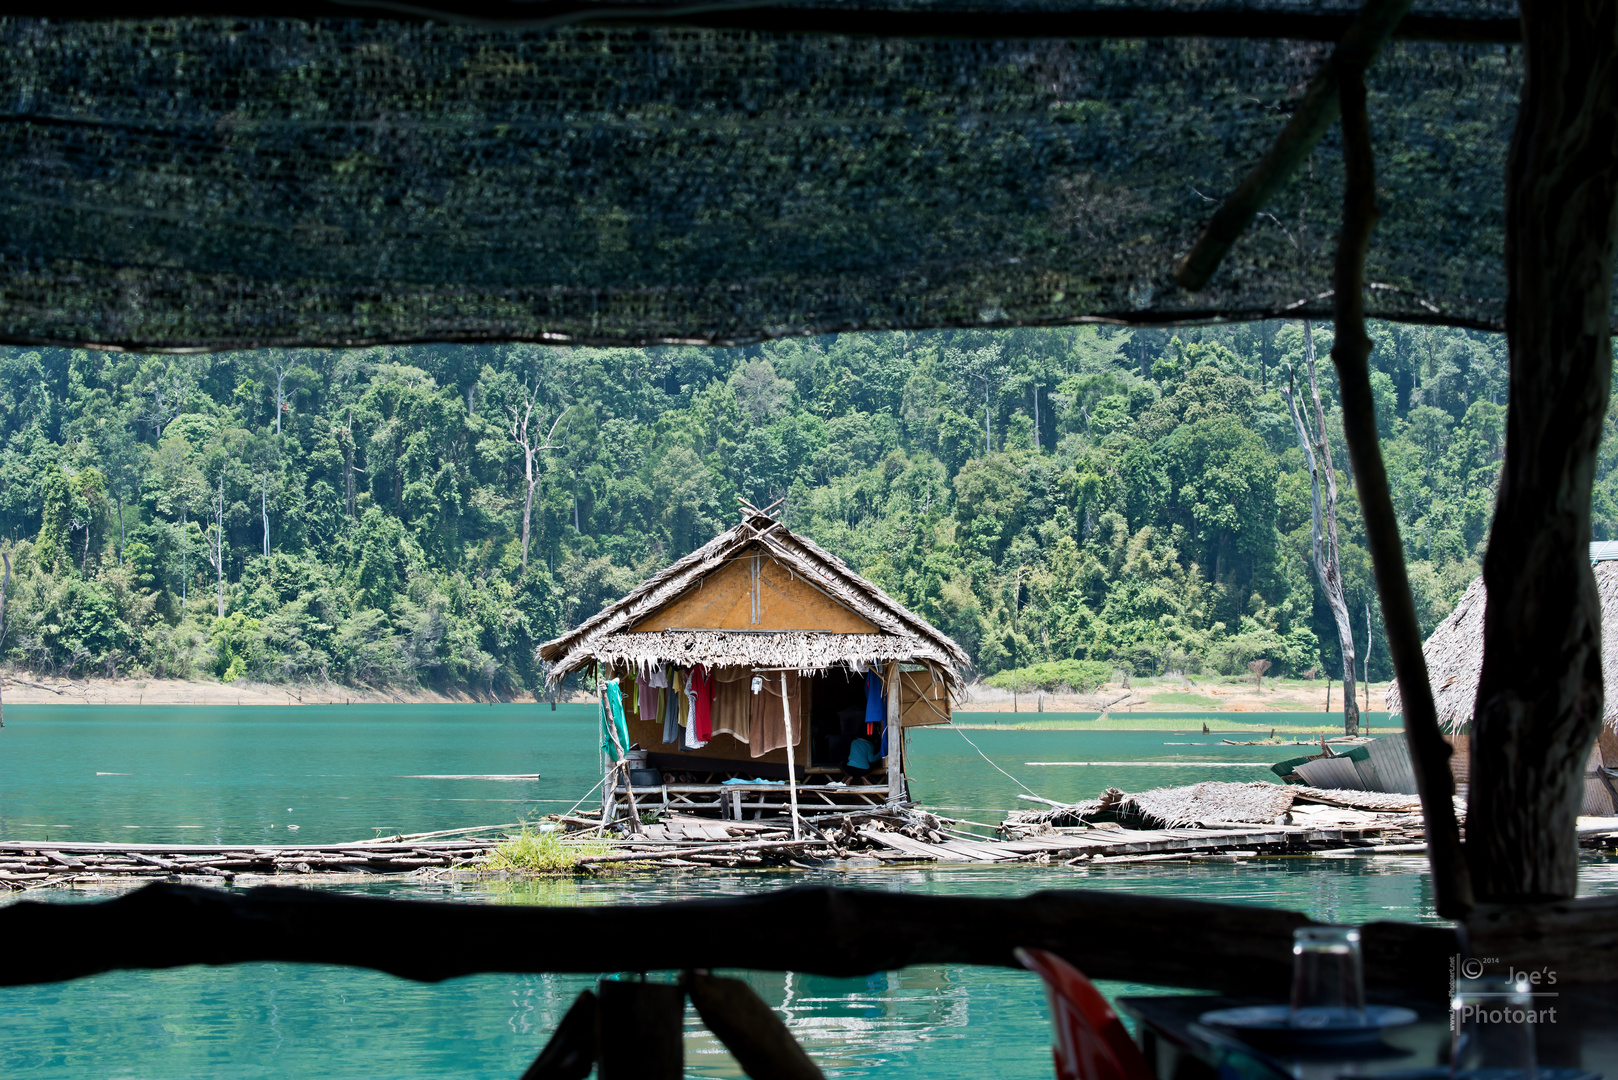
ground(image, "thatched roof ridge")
xmin=537 ymin=513 xmax=970 ymax=685
xmin=553 ymin=630 xmax=956 ymax=676
xmin=1385 ymin=561 xmax=1618 ymax=734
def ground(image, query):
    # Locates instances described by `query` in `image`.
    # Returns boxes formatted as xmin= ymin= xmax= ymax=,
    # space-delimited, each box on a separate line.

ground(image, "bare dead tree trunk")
xmin=338 ymin=408 xmax=357 ymax=518
xmin=510 ymin=394 xmax=567 ymax=573
xmin=1471 ymin=0 xmax=1618 ymax=903
xmin=1283 ymin=322 xmax=1360 ymax=735
xmin=206 ymin=474 xmax=226 ymax=619
xmin=261 ymin=473 xmax=270 ymax=557
xmin=273 ymin=360 xmax=289 ymax=437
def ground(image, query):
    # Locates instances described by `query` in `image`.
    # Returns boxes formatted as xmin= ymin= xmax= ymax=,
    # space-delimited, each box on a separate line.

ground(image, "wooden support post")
xmin=1328 ymin=62 xmax=1472 ymax=917
xmin=1469 ymin=0 xmax=1618 ymax=902
xmin=521 ymin=990 xmax=598 ymax=1080
xmin=781 ymin=673 xmax=801 ymax=841
xmin=886 ymin=662 xmax=902 ymax=804
xmin=595 ymin=980 xmax=683 ymax=1080
xmin=686 ymin=972 xmax=825 ymax=1080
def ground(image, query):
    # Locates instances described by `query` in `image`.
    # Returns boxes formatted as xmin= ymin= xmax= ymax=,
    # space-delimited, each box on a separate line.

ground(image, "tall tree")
xmin=1282 ymin=321 xmax=1360 ymax=735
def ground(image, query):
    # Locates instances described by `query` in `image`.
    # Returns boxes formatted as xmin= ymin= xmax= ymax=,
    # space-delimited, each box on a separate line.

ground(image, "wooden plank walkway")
xmin=859 ymin=823 xmax=1388 ymax=863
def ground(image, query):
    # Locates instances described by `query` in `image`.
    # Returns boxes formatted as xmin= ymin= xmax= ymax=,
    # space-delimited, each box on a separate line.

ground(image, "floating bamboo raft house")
xmin=539 ymin=503 xmax=970 ymax=825
xmin=1386 ymin=550 xmax=1618 ymax=815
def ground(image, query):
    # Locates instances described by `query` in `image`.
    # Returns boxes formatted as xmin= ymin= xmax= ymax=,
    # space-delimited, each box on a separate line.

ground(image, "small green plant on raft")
xmin=487 ymin=828 xmax=606 ymax=873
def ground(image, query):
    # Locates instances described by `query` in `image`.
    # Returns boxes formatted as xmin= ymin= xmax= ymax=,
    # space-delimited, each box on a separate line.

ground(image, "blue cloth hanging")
xmin=866 ymin=669 xmax=889 ymax=757
xmin=600 ymin=678 xmax=630 ymax=762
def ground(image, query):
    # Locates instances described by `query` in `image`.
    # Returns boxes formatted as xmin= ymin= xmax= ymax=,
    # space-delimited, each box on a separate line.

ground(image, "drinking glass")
xmin=1290 ymin=925 xmax=1366 ymax=1028
xmin=1450 ymin=974 xmax=1538 ymax=1080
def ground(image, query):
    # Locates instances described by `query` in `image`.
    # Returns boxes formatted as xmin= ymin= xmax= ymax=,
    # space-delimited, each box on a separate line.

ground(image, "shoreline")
xmin=0 ymin=675 xmax=1395 ymax=712
xmin=0 ymin=676 xmax=600 ymax=707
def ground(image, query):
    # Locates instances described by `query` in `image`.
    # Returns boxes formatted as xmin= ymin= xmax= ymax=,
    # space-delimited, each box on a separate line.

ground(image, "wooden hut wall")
xmin=629 ymin=552 xmax=878 ymax=633
xmin=897 ymin=664 xmax=952 ymax=728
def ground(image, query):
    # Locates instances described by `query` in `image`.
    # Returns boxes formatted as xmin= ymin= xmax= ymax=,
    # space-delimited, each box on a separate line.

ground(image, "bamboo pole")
xmin=1328 ymin=63 xmax=1472 ymax=917
xmin=885 ymin=662 xmax=901 ymax=804
xmin=781 ymin=673 xmax=801 ymax=841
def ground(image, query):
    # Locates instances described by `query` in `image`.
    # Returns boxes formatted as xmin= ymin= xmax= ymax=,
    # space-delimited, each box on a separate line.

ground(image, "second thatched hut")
xmin=1386 ymin=552 xmax=1618 ymax=814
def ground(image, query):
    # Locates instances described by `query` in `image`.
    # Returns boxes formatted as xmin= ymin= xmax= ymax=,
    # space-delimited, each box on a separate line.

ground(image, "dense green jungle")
xmin=0 ymin=321 xmax=1598 ymax=696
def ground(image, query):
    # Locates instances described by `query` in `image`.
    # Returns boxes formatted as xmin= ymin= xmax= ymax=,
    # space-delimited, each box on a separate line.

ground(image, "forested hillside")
xmin=0 ymin=321 xmax=1597 ymax=695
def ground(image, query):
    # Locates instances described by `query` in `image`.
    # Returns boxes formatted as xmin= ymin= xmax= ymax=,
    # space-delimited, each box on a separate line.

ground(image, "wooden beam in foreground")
xmin=16 ymin=2 xmax=1522 ymax=42
xmin=0 ymin=882 xmax=1456 ymax=997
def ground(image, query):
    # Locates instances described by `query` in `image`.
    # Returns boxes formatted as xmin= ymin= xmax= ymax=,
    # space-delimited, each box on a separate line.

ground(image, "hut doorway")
xmin=808 ymin=668 xmax=877 ymax=776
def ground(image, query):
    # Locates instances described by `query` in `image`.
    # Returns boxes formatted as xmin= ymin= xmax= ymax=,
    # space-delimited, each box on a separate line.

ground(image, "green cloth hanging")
xmin=600 ymin=678 xmax=630 ymax=762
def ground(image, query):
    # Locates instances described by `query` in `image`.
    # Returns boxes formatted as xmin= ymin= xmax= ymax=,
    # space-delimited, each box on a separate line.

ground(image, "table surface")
xmin=1118 ymin=993 xmax=1617 ymax=1080
xmin=1117 ymin=994 xmax=1455 ymax=1080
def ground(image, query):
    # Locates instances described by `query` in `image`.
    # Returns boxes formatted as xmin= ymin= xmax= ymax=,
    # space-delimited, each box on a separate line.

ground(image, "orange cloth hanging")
xmin=749 ymin=671 xmax=801 ymax=758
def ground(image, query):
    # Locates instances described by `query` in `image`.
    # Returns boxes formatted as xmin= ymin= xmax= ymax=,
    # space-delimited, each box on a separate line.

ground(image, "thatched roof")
xmin=1385 ymin=560 xmax=1618 ymax=734
xmin=1120 ymin=781 xmax=1296 ymax=828
xmin=1002 ymin=781 xmax=1441 ymax=830
xmin=538 ymin=513 xmax=971 ymax=688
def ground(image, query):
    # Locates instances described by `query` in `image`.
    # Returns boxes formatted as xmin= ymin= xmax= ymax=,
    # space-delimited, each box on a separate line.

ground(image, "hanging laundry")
xmin=682 ymin=668 xmax=709 ymax=750
xmin=661 ymin=683 xmax=680 ymax=746
xmin=711 ymin=667 xmax=752 ymax=743
xmin=673 ymin=668 xmax=689 ymax=728
xmin=690 ymin=665 xmax=714 ymax=742
xmin=600 ymin=678 xmax=630 ymax=762
xmin=638 ymin=676 xmax=659 ymax=726
xmin=750 ymin=671 xmax=801 ymax=758
xmin=865 ymin=668 xmax=887 ymax=736
xmin=644 ymin=663 xmax=671 ymax=689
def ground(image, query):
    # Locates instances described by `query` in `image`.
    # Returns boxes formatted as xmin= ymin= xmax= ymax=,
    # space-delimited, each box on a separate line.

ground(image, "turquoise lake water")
xmin=2 ymin=705 xmax=1614 ymax=1079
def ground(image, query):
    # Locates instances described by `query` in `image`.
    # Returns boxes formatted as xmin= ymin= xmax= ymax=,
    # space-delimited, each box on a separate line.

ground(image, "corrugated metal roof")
xmin=1592 ymin=541 xmax=1618 ymax=563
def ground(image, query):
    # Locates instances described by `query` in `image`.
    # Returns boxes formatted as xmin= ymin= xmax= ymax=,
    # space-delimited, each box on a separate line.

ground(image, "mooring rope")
xmin=950 ymin=723 xmax=1049 ymax=801
xmin=560 ymin=771 xmax=611 ymax=821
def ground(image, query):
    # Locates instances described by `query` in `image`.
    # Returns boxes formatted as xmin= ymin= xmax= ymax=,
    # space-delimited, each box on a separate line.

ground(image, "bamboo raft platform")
xmin=10 ymin=798 xmax=1618 ymax=891
xmin=0 ymin=838 xmax=500 ymax=889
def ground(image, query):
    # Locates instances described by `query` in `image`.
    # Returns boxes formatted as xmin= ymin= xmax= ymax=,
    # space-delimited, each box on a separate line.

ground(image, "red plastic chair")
xmin=1017 ymin=947 xmax=1158 ymax=1080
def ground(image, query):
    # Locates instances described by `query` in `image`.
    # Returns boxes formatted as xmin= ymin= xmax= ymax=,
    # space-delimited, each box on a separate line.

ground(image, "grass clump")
xmin=487 ymin=828 xmax=608 ymax=873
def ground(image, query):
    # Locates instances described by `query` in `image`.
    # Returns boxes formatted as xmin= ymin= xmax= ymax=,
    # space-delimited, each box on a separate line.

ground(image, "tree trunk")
xmin=215 ymin=476 xmax=226 ymax=619
xmin=521 ymin=471 xmax=535 ymax=572
xmin=1470 ymin=0 xmax=1618 ymax=903
xmin=116 ymin=493 xmax=124 ymax=566
xmin=1284 ymin=322 xmax=1359 ymax=735
xmin=262 ymin=475 xmax=270 ymax=557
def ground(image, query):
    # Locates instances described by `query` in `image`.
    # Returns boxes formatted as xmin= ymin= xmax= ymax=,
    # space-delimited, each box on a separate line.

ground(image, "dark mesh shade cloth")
xmin=0 ymin=11 xmax=1565 ymax=350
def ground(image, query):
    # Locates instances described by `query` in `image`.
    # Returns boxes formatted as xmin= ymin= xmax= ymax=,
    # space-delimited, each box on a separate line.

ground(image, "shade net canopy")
xmin=0 ymin=4 xmax=1561 ymax=351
